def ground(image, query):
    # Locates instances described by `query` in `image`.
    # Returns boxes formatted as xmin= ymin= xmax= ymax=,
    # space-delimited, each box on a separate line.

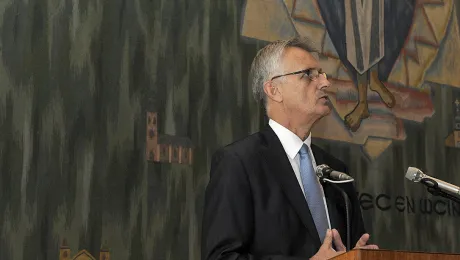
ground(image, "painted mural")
xmin=1 ymin=0 xmax=459 ymax=259
xmin=241 ymin=0 xmax=460 ymax=159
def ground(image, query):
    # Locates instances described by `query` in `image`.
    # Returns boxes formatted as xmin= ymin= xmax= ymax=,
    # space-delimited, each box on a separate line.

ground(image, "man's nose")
xmin=317 ymin=76 xmax=331 ymax=90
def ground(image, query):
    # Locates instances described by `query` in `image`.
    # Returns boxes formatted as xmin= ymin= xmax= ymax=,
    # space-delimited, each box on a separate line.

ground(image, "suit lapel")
xmin=259 ymin=127 xmax=321 ymax=248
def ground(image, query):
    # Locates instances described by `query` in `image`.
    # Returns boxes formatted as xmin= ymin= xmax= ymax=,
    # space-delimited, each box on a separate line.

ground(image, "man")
xmin=202 ymin=37 xmax=378 ymax=259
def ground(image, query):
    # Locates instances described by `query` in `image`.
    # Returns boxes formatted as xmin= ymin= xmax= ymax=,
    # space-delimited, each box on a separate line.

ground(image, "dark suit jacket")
xmin=202 ymin=126 xmax=366 ymax=260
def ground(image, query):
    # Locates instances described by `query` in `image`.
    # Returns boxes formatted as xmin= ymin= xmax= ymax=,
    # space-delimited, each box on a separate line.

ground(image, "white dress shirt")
xmin=269 ymin=119 xmax=332 ymax=229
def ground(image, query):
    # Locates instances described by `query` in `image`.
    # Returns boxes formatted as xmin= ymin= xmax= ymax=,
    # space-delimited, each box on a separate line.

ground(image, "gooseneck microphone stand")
xmin=420 ymin=178 xmax=460 ymax=204
xmin=319 ymin=178 xmax=351 ymax=251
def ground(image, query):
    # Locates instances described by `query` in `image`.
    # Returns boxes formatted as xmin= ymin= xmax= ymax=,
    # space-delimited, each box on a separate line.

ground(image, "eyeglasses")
xmin=271 ymin=68 xmax=327 ymax=81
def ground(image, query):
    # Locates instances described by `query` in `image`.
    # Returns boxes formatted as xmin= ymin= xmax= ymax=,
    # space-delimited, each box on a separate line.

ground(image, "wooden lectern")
xmin=332 ymin=249 xmax=460 ymax=260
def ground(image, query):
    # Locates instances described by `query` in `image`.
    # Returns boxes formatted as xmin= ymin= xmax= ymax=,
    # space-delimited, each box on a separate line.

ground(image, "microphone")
xmin=315 ymin=164 xmax=354 ymax=181
xmin=405 ymin=167 xmax=460 ymax=196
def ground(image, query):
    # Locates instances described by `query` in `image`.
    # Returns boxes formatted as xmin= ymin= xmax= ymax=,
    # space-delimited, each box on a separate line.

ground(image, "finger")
xmin=360 ymin=244 xmax=379 ymax=250
xmin=355 ymin=233 xmax=370 ymax=248
xmin=320 ymin=229 xmax=333 ymax=249
xmin=332 ymin=229 xmax=346 ymax=252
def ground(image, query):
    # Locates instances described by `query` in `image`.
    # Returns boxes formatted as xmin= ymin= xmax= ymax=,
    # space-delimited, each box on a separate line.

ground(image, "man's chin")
xmin=316 ymin=105 xmax=331 ymax=117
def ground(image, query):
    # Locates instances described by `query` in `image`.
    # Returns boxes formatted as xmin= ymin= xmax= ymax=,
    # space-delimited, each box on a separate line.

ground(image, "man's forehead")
xmin=283 ymin=47 xmax=319 ymax=67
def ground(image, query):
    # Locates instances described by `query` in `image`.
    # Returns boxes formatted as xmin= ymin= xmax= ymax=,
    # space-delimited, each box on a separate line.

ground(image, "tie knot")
xmin=299 ymin=144 xmax=309 ymax=156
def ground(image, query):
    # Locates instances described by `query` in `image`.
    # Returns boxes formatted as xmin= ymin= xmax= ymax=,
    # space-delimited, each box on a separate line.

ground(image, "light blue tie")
xmin=299 ymin=144 xmax=328 ymax=242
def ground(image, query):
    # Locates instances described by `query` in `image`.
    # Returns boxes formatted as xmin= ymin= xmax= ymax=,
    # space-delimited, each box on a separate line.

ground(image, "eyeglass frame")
xmin=270 ymin=68 xmax=327 ymax=81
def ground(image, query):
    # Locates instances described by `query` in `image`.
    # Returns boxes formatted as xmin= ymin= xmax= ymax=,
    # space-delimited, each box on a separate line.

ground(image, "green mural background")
xmin=1 ymin=0 xmax=460 ymax=259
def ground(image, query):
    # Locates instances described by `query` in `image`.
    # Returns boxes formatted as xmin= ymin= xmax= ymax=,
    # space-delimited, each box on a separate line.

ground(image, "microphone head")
xmin=315 ymin=164 xmax=330 ymax=178
xmin=405 ymin=167 xmax=424 ymax=182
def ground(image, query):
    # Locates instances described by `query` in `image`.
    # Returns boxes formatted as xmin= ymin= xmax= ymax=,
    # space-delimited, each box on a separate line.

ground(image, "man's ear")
xmin=263 ymin=80 xmax=283 ymax=103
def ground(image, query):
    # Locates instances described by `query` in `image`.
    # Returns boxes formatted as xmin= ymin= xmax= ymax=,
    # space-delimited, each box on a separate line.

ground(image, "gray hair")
xmin=249 ymin=37 xmax=319 ymax=106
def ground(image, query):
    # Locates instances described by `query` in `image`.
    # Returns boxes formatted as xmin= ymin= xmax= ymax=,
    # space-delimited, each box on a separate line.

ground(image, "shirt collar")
xmin=269 ymin=119 xmax=312 ymax=160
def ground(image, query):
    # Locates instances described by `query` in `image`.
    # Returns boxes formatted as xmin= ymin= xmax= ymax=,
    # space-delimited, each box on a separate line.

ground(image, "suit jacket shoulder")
xmin=211 ymin=130 xmax=267 ymax=169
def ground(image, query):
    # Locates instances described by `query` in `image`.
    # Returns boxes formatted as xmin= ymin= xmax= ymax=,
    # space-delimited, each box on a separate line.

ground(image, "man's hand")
xmin=354 ymin=233 xmax=379 ymax=250
xmin=331 ymin=230 xmax=379 ymax=250
xmin=310 ymin=229 xmax=346 ymax=260
xmin=310 ymin=229 xmax=379 ymax=260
